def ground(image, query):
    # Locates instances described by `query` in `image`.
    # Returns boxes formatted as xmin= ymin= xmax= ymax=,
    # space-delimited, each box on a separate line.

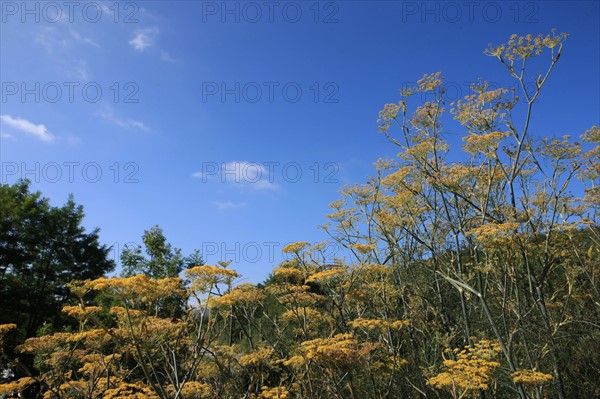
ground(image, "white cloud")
xmin=74 ymin=60 xmax=91 ymax=80
xmin=70 ymin=29 xmax=100 ymax=48
xmin=1 ymin=131 xmax=15 ymax=140
xmin=33 ymin=27 xmax=97 ymax=81
xmin=252 ymin=179 xmax=279 ymax=191
xmin=35 ymin=27 xmax=68 ymax=53
xmin=35 ymin=27 xmax=99 ymax=53
xmin=160 ymin=51 xmax=178 ymax=63
xmin=129 ymin=27 xmax=159 ymax=51
xmin=224 ymin=161 xmax=267 ymax=182
xmin=212 ymin=201 xmax=247 ymax=210
xmin=66 ymin=135 xmax=82 ymax=146
xmin=0 ymin=115 xmax=54 ymax=142
xmin=192 ymin=161 xmax=279 ymax=191
xmin=95 ymin=108 xmax=149 ymax=131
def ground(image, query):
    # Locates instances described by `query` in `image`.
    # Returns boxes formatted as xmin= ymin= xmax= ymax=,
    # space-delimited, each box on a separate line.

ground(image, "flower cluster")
xmin=427 ymin=340 xmax=502 ymax=394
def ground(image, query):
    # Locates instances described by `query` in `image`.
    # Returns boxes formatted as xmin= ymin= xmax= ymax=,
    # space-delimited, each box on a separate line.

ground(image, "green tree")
xmin=120 ymin=225 xmax=204 ymax=317
xmin=0 ymin=180 xmax=115 ymax=339
xmin=121 ymin=225 xmax=190 ymax=279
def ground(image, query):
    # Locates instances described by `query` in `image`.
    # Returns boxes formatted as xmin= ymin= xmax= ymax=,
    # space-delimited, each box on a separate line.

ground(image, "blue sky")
xmin=1 ymin=1 xmax=599 ymax=283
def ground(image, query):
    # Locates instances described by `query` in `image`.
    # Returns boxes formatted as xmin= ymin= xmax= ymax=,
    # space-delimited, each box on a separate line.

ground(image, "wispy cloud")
xmin=0 ymin=115 xmax=54 ymax=142
xmin=224 ymin=161 xmax=266 ymax=182
xmin=33 ymin=27 xmax=97 ymax=81
xmin=74 ymin=60 xmax=91 ymax=80
xmin=66 ymin=135 xmax=82 ymax=146
xmin=192 ymin=161 xmax=279 ymax=191
xmin=211 ymin=201 xmax=247 ymax=210
xmin=160 ymin=51 xmax=178 ymax=63
xmin=95 ymin=108 xmax=149 ymax=131
xmin=70 ymin=29 xmax=100 ymax=48
xmin=35 ymin=27 xmax=68 ymax=53
xmin=35 ymin=27 xmax=99 ymax=53
xmin=1 ymin=130 xmax=15 ymax=140
xmin=129 ymin=27 xmax=159 ymax=51
xmin=252 ymin=179 xmax=279 ymax=191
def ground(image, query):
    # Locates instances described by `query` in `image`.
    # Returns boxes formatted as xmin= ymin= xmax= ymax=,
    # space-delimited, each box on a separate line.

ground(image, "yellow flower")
xmin=62 ymin=305 xmax=103 ymax=320
xmin=103 ymin=382 xmax=160 ymax=399
xmin=17 ymin=333 xmax=72 ymax=354
xmin=83 ymin=275 xmax=184 ymax=303
xmin=512 ymin=370 xmax=553 ymax=386
xmin=305 ymin=267 xmax=347 ymax=284
xmin=281 ymin=307 xmax=329 ymax=329
xmin=0 ymin=377 xmax=36 ymax=396
xmin=0 ymin=323 xmax=17 ymax=342
xmin=282 ymin=241 xmax=310 ymax=253
xmin=169 ymin=381 xmax=212 ymax=398
xmin=287 ymin=333 xmax=377 ymax=370
xmin=258 ymin=385 xmax=290 ymax=399
xmin=462 ymin=131 xmax=509 ymax=155
xmin=417 ymin=72 xmax=444 ymax=91
xmin=239 ymin=347 xmax=275 ymax=368
xmin=186 ymin=265 xmax=239 ymax=279
xmin=186 ymin=264 xmax=240 ymax=292
xmin=467 ymin=222 xmax=520 ymax=247
xmin=275 ymin=285 xmax=322 ymax=307
xmin=349 ymin=318 xmax=410 ymax=332
xmin=350 ymin=243 xmax=375 ymax=254
xmin=427 ymin=340 xmax=501 ymax=394
xmin=273 ymin=266 xmax=305 ymax=282
xmin=209 ymin=283 xmax=265 ymax=308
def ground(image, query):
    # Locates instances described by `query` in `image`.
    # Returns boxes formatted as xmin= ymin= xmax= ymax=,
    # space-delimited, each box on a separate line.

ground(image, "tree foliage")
xmin=118 ymin=225 xmax=204 ymax=318
xmin=0 ymin=180 xmax=114 ymax=340
xmin=121 ymin=226 xmax=188 ymax=279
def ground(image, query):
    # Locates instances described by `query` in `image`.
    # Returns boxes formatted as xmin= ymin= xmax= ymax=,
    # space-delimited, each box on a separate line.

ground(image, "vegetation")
xmin=0 ymin=180 xmax=114 ymax=342
xmin=1 ymin=31 xmax=598 ymax=399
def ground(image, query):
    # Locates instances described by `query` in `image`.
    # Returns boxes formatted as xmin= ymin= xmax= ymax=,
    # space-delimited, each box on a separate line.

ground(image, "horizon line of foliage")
xmin=1 ymin=30 xmax=599 ymax=399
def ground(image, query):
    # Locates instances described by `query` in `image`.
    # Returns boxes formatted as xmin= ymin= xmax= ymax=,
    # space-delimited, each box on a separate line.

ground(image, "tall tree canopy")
xmin=119 ymin=225 xmax=204 ymax=317
xmin=0 ymin=180 xmax=114 ymax=339
xmin=120 ymin=225 xmax=187 ymax=279
xmin=120 ymin=225 xmax=204 ymax=279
